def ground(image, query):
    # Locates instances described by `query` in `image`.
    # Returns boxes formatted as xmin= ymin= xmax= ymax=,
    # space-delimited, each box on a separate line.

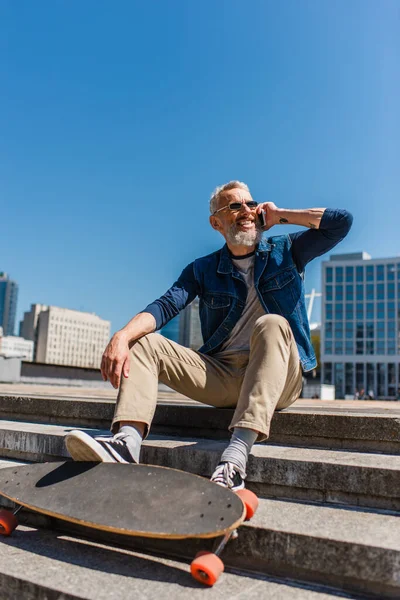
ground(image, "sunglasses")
xmin=213 ymin=200 xmax=258 ymax=215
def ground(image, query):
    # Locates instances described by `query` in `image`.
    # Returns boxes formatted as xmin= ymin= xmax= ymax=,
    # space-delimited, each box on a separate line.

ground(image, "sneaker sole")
xmin=65 ymin=430 xmax=116 ymax=462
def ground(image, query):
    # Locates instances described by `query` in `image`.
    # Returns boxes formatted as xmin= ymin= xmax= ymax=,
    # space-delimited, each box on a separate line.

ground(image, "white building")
xmin=22 ymin=305 xmax=110 ymax=368
xmin=0 ymin=336 xmax=34 ymax=361
xmin=321 ymin=252 xmax=400 ymax=399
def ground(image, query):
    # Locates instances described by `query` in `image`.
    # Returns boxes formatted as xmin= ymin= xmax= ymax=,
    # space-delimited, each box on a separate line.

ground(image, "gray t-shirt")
xmin=219 ymin=254 xmax=265 ymax=354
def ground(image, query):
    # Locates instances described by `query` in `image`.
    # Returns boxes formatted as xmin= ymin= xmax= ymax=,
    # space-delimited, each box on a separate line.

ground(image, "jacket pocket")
xmin=202 ymin=293 xmax=232 ymax=309
xmin=259 ymin=268 xmax=300 ymax=316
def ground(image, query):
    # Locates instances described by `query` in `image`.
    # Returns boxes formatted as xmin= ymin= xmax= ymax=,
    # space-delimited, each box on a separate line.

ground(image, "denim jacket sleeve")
xmin=140 ymin=262 xmax=200 ymax=330
xmin=289 ymin=208 xmax=353 ymax=273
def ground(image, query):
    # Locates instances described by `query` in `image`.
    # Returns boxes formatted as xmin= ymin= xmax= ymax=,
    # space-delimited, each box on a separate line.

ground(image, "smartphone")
xmin=258 ymin=210 xmax=266 ymax=228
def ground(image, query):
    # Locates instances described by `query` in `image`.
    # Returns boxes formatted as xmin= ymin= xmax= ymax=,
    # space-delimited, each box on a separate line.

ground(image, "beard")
xmin=225 ymin=220 xmax=262 ymax=247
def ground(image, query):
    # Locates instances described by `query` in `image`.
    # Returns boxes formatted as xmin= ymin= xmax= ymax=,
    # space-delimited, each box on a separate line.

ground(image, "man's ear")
xmin=209 ymin=215 xmax=222 ymax=232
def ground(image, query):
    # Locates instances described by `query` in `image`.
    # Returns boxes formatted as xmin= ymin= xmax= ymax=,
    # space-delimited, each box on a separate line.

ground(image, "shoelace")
xmin=212 ymin=463 xmax=236 ymax=487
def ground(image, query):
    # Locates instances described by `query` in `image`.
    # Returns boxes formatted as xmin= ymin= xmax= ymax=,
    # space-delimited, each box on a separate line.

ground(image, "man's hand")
xmin=101 ymin=331 xmax=131 ymax=389
xmin=256 ymin=201 xmax=280 ymax=231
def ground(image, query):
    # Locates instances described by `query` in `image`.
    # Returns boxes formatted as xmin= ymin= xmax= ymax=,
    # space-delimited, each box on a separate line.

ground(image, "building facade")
xmin=28 ymin=306 xmax=111 ymax=368
xmin=0 ymin=336 xmax=34 ymax=361
xmin=19 ymin=303 xmax=49 ymax=361
xmin=0 ymin=273 xmax=18 ymax=336
xmin=321 ymin=253 xmax=400 ymax=399
xmin=178 ymin=298 xmax=203 ymax=350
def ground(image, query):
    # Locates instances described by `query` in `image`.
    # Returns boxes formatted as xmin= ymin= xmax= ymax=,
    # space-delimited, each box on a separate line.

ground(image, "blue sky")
xmin=1 ymin=0 xmax=399 ymax=334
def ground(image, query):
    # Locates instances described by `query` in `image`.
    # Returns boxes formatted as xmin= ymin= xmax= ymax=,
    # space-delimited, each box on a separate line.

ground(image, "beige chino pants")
xmin=112 ymin=314 xmax=303 ymax=442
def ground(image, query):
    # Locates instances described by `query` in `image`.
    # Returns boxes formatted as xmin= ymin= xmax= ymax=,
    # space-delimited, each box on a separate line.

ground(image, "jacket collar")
xmin=217 ymin=238 xmax=273 ymax=275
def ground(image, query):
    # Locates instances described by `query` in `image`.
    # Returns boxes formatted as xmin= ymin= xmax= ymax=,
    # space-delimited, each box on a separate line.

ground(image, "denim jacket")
xmin=143 ymin=208 xmax=353 ymax=372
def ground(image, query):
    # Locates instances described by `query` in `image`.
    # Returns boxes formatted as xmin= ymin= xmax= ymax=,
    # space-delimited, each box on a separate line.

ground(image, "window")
xmin=356 ymin=285 xmax=363 ymax=301
xmin=367 ymin=363 xmax=375 ymax=391
xmin=335 ymin=322 xmax=343 ymax=338
xmin=323 ymin=362 xmax=332 ymax=384
xmin=325 ymin=341 xmax=333 ymax=353
xmin=345 ymin=341 xmax=354 ymax=354
xmin=356 ymin=363 xmax=365 ymax=391
xmin=345 ymin=266 xmax=354 ymax=282
xmin=377 ymin=283 xmax=384 ymax=300
xmin=356 ymin=341 xmax=364 ymax=354
xmin=377 ymin=363 xmax=385 ymax=395
xmin=387 ymin=264 xmax=395 ymax=281
xmin=336 ymin=285 xmax=343 ymax=301
xmin=388 ymin=302 xmax=395 ymax=319
xmin=377 ymin=341 xmax=385 ymax=354
xmin=335 ymin=303 xmax=343 ymax=320
xmin=366 ymin=303 xmax=374 ymax=319
xmin=346 ymin=285 xmax=354 ymax=301
xmin=336 ymin=267 xmax=343 ymax=283
xmin=345 ymin=362 xmax=353 ymax=394
xmin=366 ymin=265 xmax=374 ymax=281
xmin=334 ymin=363 xmax=344 ymax=397
xmin=387 ymin=283 xmax=395 ymax=299
xmin=377 ymin=302 xmax=385 ymax=319
xmin=326 ymin=285 xmax=333 ymax=301
xmin=356 ymin=303 xmax=364 ymax=320
xmin=345 ymin=322 xmax=353 ymax=338
xmin=366 ymin=284 xmax=374 ymax=300
xmin=377 ymin=265 xmax=384 ymax=281
xmin=345 ymin=303 xmax=353 ymax=320
xmin=327 ymin=304 xmax=333 ymax=322
xmin=366 ymin=341 xmax=374 ymax=354
xmin=326 ymin=322 xmax=332 ymax=338
xmin=356 ymin=266 xmax=363 ymax=282
xmin=335 ymin=341 xmax=343 ymax=354
xmin=377 ymin=322 xmax=385 ymax=339
xmin=356 ymin=323 xmax=364 ymax=339
xmin=366 ymin=323 xmax=374 ymax=339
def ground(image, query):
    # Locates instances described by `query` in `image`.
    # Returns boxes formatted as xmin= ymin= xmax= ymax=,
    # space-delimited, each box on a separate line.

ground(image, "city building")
xmin=179 ymin=298 xmax=202 ymax=349
xmin=0 ymin=272 xmax=18 ymax=336
xmin=22 ymin=305 xmax=110 ymax=368
xmin=160 ymin=314 xmax=180 ymax=343
xmin=19 ymin=303 xmax=49 ymax=361
xmin=321 ymin=252 xmax=400 ymax=400
xmin=0 ymin=335 xmax=34 ymax=361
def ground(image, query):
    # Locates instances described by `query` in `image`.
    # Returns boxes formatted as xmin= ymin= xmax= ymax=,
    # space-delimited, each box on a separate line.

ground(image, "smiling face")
xmin=209 ymin=188 xmax=262 ymax=253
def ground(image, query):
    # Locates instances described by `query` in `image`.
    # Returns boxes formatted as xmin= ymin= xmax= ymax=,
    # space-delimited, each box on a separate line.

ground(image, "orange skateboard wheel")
xmin=191 ymin=551 xmax=224 ymax=586
xmin=0 ymin=509 xmax=18 ymax=536
xmin=236 ymin=489 xmax=259 ymax=520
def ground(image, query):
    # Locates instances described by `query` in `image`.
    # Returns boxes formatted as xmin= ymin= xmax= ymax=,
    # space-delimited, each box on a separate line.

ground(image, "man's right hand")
xmin=101 ymin=331 xmax=131 ymax=389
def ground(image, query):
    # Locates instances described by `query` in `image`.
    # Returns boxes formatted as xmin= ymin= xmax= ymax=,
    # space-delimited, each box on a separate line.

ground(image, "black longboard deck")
xmin=0 ymin=462 xmax=245 ymax=539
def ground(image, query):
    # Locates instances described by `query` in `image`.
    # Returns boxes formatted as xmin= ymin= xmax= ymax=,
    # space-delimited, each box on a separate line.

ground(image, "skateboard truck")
xmin=0 ymin=463 xmax=259 ymax=588
xmin=190 ymin=488 xmax=258 ymax=586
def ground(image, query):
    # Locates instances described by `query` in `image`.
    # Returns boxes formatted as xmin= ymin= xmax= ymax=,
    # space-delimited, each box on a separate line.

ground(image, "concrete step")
xmin=0 ymin=421 xmax=399 ymax=511
xmin=1 ymin=394 xmax=400 ymax=453
xmin=0 ymin=525 xmax=362 ymax=600
xmin=1 ymin=494 xmax=399 ymax=598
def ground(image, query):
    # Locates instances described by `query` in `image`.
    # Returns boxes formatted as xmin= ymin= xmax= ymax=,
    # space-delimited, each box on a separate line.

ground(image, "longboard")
xmin=0 ymin=461 xmax=258 ymax=586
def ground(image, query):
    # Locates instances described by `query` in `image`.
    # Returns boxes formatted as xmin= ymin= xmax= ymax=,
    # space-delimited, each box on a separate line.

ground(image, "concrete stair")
xmin=0 ymin=391 xmax=399 ymax=599
xmin=0 ymin=524 xmax=359 ymax=600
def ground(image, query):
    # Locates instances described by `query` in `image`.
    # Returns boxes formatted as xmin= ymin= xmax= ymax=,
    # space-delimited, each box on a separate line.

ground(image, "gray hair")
xmin=209 ymin=181 xmax=250 ymax=215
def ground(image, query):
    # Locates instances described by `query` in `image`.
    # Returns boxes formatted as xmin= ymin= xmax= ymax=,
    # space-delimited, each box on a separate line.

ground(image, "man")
xmin=65 ymin=181 xmax=352 ymax=490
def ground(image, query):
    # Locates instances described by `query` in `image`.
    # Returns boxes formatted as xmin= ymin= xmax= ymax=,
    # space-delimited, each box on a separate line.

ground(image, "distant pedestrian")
xmin=367 ymin=389 xmax=375 ymax=400
xmin=354 ymin=389 xmax=359 ymax=400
